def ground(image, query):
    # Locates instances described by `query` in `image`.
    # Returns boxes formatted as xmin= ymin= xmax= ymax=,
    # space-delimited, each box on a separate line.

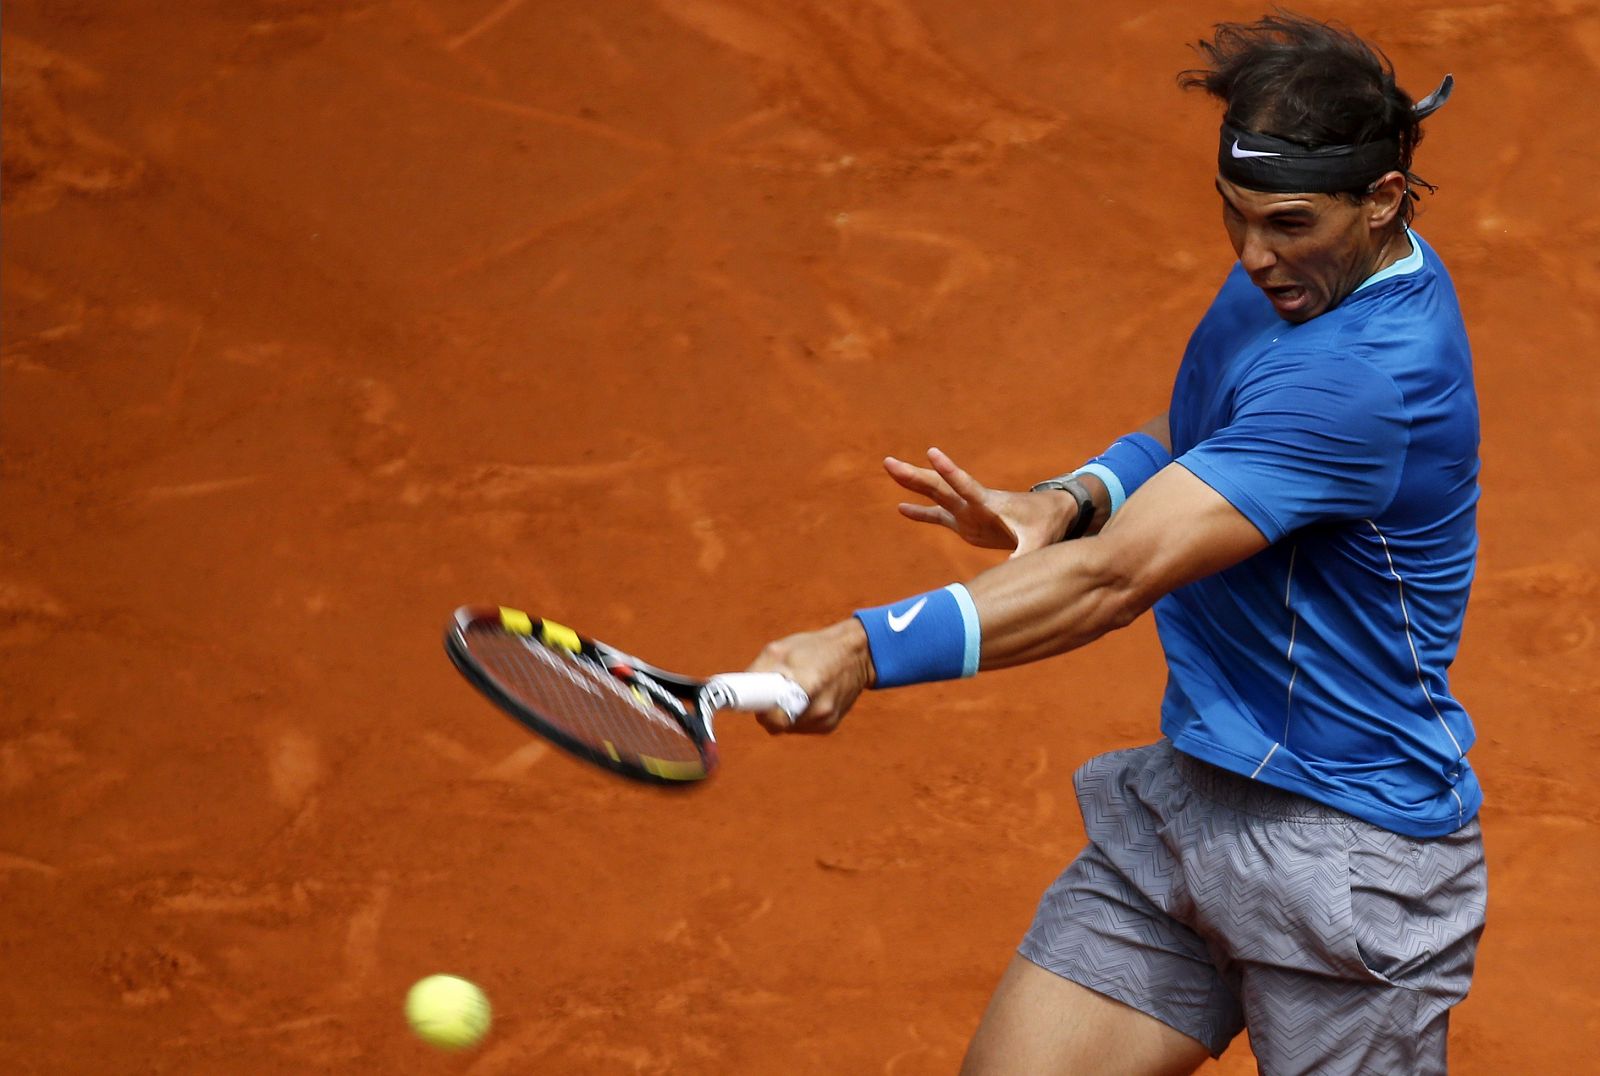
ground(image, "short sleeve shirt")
xmin=1156 ymin=233 xmax=1482 ymax=837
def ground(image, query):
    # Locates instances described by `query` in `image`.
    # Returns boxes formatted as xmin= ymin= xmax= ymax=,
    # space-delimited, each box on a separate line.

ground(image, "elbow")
xmin=1089 ymin=544 xmax=1159 ymax=633
xmin=1101 ymin=585 xmax=1150 ymax=633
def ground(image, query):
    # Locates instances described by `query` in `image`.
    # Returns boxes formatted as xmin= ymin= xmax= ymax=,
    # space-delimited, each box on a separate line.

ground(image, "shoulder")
xmin=1341 ymin=232 xmax=1466 ymax=337
xmin=1234 ymin=346 xmax=1408 ymax=421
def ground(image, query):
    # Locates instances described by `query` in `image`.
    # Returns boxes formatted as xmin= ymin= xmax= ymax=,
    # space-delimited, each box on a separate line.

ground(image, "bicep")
xmin=1099 ymin=463 xmax=1269 ymax=608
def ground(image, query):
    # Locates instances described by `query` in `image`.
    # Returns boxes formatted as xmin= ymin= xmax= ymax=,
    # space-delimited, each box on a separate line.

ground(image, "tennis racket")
xmin=444 ymin=605 xmax=809 ymax=784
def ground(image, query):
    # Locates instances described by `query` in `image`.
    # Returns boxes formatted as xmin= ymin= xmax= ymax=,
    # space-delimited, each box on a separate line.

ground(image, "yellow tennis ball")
xmin=405 ymin=974 xmax=491 ymax=1050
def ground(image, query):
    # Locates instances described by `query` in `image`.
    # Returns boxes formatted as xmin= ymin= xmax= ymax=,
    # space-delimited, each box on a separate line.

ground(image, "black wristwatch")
xmin=1029 ymin=475 xmax=1097 ymax=541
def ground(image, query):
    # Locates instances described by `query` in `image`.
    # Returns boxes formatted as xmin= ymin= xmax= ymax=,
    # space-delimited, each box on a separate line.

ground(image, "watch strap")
xmin=1029 ymin=475 xmax=1097 ymax=541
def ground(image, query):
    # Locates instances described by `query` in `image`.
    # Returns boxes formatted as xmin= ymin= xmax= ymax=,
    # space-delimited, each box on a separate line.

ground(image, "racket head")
xmin=444 ymin=605 xmax=716 ymax=785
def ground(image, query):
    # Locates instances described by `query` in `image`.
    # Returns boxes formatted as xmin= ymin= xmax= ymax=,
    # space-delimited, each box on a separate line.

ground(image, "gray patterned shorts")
xmin=1019 ymin=741 xmax=1487 ymax=1075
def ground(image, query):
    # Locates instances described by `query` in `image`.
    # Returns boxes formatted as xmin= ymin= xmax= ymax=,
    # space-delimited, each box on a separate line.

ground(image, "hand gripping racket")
xmin=444 ymin=605 xmax=809 ymax=784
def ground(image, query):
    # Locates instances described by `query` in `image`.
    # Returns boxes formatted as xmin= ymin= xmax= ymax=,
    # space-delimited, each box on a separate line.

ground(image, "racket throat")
xmin=630 ymin=670 xmax=715 ymax=743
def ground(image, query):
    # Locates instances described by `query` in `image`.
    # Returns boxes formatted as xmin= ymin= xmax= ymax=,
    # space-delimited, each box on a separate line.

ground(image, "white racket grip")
xmin=703 ymin=673 xmax=810 ymax=722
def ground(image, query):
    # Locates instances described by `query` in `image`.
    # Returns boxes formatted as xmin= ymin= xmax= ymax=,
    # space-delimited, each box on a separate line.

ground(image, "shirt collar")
xmin=1351 ymin=230 xmax=1424 ymax=296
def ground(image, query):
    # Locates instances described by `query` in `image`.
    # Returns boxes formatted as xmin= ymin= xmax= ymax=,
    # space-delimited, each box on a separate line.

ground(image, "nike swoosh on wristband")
xmin=1231 ymin=140 xmax=1282 ymax=159
xmin=887 ymin=597 xmax=929 ymax=632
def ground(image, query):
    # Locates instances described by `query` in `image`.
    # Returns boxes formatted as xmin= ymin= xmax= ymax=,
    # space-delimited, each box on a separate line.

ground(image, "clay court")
xmin=4 ymin=1 xmax=1598 ymax=1071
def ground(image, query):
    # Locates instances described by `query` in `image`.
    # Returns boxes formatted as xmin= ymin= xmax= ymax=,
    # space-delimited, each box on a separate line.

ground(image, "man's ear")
xmin=1367 ymin=171 xmax=1408 ymax=231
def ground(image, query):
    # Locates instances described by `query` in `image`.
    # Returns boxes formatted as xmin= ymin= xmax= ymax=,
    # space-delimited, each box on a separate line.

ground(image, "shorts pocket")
xmin=1340 ymin=820 xmax=1485 ymax=991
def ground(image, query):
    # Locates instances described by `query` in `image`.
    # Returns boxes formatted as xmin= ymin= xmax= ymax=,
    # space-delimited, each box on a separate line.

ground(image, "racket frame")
xmin=444 ymin=605 xmax=721 ymax=785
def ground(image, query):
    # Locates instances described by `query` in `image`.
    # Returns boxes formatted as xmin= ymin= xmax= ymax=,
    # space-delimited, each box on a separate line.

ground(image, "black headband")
xmin=1217 ymin=74 xmax=1454 ymax=193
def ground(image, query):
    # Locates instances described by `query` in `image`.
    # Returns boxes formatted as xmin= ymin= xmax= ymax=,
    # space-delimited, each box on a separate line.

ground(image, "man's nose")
xmin=1240 ymin=230 xmax=1277 ymax=274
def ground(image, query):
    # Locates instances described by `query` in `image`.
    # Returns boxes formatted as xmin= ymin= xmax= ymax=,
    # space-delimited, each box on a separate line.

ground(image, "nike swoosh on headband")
xmin=1231 ymin=140 xmax=1282 ymax=159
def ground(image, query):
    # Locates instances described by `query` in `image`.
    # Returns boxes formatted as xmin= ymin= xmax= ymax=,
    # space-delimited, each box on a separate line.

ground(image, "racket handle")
xmin=703 ymin=673 xmax=810 ymax=721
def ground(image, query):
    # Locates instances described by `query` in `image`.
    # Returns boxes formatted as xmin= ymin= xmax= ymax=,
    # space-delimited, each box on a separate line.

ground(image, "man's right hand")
xmin=884 ymin=447 xmax=1078 ymax=558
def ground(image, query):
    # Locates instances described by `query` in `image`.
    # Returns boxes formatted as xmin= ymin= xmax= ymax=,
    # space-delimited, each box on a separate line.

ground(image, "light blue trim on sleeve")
xmin=1073 ymin=463 xmax=1127 ymax=513
xmin=944 ymin=583 xmax=982 ymax=677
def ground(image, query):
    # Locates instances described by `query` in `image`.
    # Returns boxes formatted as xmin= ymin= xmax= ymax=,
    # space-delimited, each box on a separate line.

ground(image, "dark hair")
xmin=1179 ymin=11 xmax=1431 ymax=222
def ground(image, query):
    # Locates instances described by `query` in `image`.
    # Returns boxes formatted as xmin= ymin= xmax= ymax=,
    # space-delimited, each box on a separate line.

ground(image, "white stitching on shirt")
xmin=1365 ymin=519 xmax=1466 ymax=760
xmin=1282 ymin=544 xmax=1300 ymax=744
xmin=1250 ymin=741 xmax=1280 ymax=779
xmin=1252 ymin=547 xmax=1302 ymax=780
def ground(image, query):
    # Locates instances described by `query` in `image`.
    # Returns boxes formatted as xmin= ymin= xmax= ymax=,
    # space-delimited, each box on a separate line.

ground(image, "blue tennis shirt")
xmin=1157 ymin=232 xmax=1482 ymax=837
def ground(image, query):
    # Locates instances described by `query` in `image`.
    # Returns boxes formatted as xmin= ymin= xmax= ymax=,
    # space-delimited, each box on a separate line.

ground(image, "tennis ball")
xmin=405 ymin=974 xmax=491 ymax=1050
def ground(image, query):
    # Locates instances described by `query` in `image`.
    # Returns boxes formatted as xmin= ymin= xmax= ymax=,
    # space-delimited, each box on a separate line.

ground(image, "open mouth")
xmin=1262 ymin=284 xmax=1309 ymax=314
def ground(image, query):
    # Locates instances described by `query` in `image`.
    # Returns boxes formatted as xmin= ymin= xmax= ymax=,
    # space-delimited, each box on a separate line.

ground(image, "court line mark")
xmin=394 ymin=74 xmax=672 ymax=156
xmin=449 ymin=0 xmax=531 ymax=51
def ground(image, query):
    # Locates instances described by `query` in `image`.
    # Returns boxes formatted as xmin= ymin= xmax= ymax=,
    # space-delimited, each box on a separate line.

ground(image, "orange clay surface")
xmin=4 ymin=2 xmax=1599 ymax=1072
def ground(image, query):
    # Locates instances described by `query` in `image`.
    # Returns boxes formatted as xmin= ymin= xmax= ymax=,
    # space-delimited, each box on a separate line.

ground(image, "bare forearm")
xmin=965 ymin=537 xmax=1143 ymax=668
xmin=825 ymin=540 xmax=1136 ymax=692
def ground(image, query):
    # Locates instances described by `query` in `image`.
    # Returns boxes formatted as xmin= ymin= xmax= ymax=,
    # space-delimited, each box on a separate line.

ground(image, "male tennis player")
xmin=747 ymin=13 xmax=1485 ymax=1075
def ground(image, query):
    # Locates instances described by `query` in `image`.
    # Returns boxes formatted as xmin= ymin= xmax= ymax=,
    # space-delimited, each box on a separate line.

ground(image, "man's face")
xmin=1215 ymin=177 xmax=1388 ymax=324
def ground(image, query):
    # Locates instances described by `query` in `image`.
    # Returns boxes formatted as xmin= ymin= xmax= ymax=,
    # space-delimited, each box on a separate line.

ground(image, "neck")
xmin=1367 ymin=228 xmax=1410 ymax=277
xmin=1330 ymin=229 xmax=1411 ymax=313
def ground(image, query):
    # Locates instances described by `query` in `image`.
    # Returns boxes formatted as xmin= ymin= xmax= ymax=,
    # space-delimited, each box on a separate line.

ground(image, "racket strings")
xmin=628 ymin=669 xmax=693 ymax=721
xmin=466 ymin=627 xmax=702 ymax=765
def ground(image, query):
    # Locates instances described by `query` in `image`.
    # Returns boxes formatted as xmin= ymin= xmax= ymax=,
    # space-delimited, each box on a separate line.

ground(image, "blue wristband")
xmin=854 ymin=584 xmax=981 ymax=689
xmin=1074 ymin=432 xmax=1171 ymax=514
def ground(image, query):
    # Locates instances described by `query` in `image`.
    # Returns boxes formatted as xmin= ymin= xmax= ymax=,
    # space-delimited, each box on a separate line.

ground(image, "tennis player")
xmin=747 ymin=13 xmax=1486 ymax=1075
